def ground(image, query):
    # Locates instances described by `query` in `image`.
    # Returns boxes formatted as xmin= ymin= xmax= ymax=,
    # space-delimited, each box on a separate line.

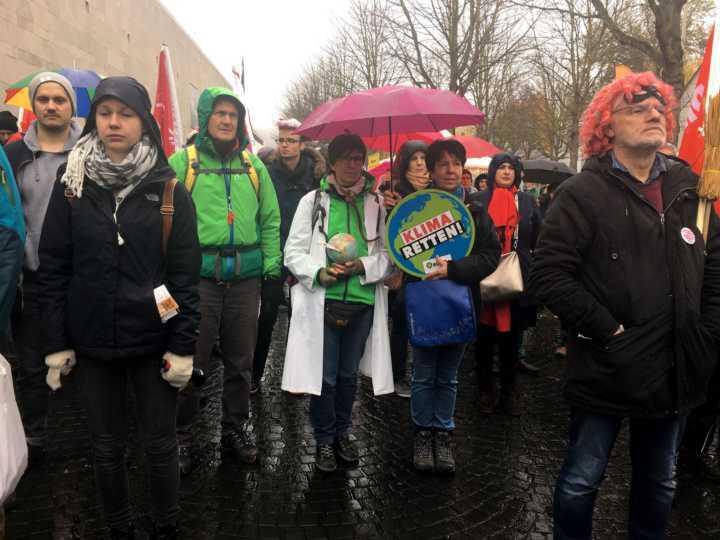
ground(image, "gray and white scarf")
xmin=62 ymin=132 xmax=158 ymax=198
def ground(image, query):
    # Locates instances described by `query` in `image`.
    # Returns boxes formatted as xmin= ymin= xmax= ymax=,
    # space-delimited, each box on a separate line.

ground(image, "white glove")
xmin=45 ymin=350 xmax=76 ymax=391
xmin=161 ymin=352 xmax=193 ymax=389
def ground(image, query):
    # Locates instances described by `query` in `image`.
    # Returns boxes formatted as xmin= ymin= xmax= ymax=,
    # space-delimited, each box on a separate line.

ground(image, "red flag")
xmin=18 ymin=108 xmax=35 ymax=134
xmin=679 ymin=25 xmax=714 ymax=175
xmin=153 ymin=46 xmax=184 ymax=158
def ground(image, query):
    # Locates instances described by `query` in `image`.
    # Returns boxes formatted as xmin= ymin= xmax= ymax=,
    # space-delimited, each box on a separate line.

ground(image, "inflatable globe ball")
xmin=326 ymin=233 xmax=358 ymax=264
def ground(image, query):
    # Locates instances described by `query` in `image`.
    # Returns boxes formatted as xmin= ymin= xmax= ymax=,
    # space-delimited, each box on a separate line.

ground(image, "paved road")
xmin=4 ymin=310 xmax=720 ymax=539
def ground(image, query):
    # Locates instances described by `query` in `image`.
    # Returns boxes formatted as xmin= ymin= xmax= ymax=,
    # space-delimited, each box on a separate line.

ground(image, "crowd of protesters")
xmin=0 ymin=67 xmax=719 ymax=540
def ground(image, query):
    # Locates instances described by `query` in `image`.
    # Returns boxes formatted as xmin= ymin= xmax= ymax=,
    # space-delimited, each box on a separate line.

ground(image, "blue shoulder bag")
xmin=404 ymin=280 xmax=476 ymax=348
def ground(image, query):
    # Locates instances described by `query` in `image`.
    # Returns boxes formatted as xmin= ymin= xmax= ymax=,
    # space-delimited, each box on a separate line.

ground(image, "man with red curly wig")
xmin=530 ymin=72 xmax=720 ymax=539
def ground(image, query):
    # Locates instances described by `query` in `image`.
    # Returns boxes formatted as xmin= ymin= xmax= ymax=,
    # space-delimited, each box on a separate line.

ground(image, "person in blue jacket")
xmin=0 ymin=145 xmax=24 ymax=341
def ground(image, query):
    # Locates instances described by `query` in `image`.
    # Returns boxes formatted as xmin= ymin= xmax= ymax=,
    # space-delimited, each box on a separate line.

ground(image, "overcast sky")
xmin=160 ymin=0 xmax=351 ymax=130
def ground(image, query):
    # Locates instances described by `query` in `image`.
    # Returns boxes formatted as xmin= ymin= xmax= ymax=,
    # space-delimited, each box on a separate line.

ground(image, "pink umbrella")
xmin=362 ymin=131 xmax=440 ymax=153
xmin=452 ymin=135 xmax=502 ymax=158
xmin=368 ymin=159 xmax=391 ymax=178
xmin=296 ymin=85 xmax=484 ymax=141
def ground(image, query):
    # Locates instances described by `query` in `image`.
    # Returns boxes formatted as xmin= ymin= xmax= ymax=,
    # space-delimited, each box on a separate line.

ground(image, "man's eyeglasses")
xmin=612 ymin=103 xmax=667 ymax=117
xmin=277 ymin=138 xmax=301 ymax=144
xmin=337 ymin=154 xmax=365 ymax=164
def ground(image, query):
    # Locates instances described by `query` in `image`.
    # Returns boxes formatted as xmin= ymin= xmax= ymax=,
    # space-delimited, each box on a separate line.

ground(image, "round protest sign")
xmin=385 ymin=189 xmax=475 ymax=278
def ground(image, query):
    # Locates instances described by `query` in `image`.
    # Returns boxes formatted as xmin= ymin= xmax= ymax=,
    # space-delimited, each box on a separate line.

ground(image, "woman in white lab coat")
xmin=281 ymin=134 xmax=393 ymax=473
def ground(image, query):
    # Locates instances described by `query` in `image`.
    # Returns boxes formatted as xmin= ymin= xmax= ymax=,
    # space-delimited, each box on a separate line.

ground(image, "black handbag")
xmin=324 ymin=300 xmax=371 ymax=329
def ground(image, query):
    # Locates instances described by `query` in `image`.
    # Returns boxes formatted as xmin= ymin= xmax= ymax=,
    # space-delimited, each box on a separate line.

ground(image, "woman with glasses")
xmin=282 ymin=134 xmax=393 ymax=473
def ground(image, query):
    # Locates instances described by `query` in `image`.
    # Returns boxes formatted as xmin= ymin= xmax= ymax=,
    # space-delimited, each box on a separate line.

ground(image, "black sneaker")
xmin=413 ymin=430 xmax=434 ymax=472
xmin=434 ymin=431 xmax=455 ymax=474
xmin=221 ymin=428 xmax=258 ymax=464
xmin=518 ymin=358 xmax=541 ymax=374
xmin=394 ymin=380 xmax=411 ymax=398
xmin=27 ymin=443 xmax=46 ymax=469
xmin=478 ymin=390 xmax=496 ymax=414
xmin=500 ymin=389 xmax=522 ymax=416
xmin=178 ymin=445 xmax=194 ymax=477
xmin=316 ymin=444 xmax=337 ymax=473
xmin=334 ymin=435 xmax=359 ymax=463
xmin=150 ymin=524 xmax=177 ymax=540
xmin=109 ymin=523 xmax=135 ymax=539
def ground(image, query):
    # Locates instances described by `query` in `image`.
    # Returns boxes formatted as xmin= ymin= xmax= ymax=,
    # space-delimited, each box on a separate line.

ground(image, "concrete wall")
xmin=0 ymin=0 xmax=231 ymax=135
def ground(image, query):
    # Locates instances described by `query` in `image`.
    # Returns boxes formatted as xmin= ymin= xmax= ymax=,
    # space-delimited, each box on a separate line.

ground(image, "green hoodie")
xmin=169 ymin=87 xmax=281 ymax=280
xmin=322 ymin=176 xmax=376 ymax=305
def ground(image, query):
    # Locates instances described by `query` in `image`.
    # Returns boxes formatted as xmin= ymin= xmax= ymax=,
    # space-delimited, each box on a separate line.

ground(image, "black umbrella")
xmin=521 ymin=159 xmax=576 ymax=185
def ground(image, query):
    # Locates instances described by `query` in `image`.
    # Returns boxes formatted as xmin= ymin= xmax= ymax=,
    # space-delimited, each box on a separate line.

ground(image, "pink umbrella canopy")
xmin=362 ymin=130 xmax=440 ymax=152
xmin=295 ymin=85 xmax=485 ymax=140
xmin=452 ymin=135 xmax=503 ymax=158
xmin=368 ymin=159 xmax=391 ymax=179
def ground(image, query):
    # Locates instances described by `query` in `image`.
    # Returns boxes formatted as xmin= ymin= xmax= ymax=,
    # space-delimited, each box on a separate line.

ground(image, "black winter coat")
xmin=38 ymin=162 xmax=201 ymax=360
xmin=4 ymin=137 xmax=33 ymax=176
xmin=446 ymin=193 xmax=502 ymax=285
xmin=530 ymin=155 xmax=720 ymax=417
xmin=472 ymin=189 xmax=541 ymax=328
xmin=268 ymin=149 xmax=324 ymax=250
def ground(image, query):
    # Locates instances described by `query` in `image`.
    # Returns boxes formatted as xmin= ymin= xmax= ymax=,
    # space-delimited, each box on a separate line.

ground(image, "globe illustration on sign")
xmin=326 ymin=233 xmax=358 ymax=264
xmin=385 ymin=189 xmax=475 ymax=278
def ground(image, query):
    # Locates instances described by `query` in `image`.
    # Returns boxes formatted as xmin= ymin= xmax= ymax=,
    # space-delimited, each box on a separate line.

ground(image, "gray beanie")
xmin=29 ymin=72 xmax=76 ymax=115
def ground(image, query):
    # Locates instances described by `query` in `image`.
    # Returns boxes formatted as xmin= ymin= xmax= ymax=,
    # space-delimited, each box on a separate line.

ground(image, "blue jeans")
xmin=410 ymin=343 xmax=466 ymax=431
xmin=554 ymin=410 xmax=686 ymax=540
xmin=310 ymin=306 xmax=374 ymax=445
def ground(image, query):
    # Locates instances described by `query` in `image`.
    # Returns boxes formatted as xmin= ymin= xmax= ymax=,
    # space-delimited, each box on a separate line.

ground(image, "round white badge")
xmin=681 ymin=227 xmax=696 ymax=245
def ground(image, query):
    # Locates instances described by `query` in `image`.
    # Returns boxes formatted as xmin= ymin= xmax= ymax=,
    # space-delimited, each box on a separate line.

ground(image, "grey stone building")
xmin=0 ymin=0 xmax=231 ymax=136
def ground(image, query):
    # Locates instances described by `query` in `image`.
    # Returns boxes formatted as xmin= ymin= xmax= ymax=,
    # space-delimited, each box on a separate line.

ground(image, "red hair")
xmin=580 ymin=72 xmax=676 ymax=158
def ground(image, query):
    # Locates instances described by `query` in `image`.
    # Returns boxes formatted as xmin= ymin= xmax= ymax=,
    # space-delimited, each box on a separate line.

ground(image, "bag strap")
xmin=184 ymin=144 xmax=260 ymax=202
xmin=161 ymin=178 xmax=178 ymax=258
xmin=697 ymin=197 xmax=712 ymax=246
xmin=241 ymin=150 xmax=260 ymax=198
xmin=512 ymin=193 xmax=520 ymax=249
xmin=184 ymin=145 xmax=198 ymax=193
xmin=310 ymin=188 xmax=328 ymax=241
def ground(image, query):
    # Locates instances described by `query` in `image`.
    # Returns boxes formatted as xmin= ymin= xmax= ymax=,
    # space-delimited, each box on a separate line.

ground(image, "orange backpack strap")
xmin=161 ymin=178 xmax=178 ymax=258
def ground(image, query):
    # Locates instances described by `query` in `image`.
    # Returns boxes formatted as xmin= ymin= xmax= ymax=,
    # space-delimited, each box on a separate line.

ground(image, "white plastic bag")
xmin=0 ymin=353 xmax=27 ymax=505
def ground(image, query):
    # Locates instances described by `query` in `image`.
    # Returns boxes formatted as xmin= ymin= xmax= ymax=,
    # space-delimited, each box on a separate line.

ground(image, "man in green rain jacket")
xmin=170 ymin=87 xmax=280 ymax=471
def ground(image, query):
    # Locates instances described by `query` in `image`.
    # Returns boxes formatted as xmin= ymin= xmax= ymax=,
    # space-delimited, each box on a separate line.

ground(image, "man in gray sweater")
xmin=5 ymin=72 xmax=82 ymax=463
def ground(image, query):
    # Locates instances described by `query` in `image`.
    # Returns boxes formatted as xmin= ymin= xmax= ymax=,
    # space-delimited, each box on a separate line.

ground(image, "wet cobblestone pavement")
xmin=5 ymin=310 xmax=720 ymax=539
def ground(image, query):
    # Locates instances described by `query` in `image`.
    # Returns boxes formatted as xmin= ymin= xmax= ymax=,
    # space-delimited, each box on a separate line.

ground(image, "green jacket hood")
xmin=195 ymin=87 xmax=249 ymax=157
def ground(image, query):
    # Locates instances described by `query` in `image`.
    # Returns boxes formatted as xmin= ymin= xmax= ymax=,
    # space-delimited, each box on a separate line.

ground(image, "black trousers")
xmin=75 ymin=354 xmax=179 ymax=530
xmin=475 ymin=323 xmax=519 ymax=393
xmin=177 ymin=277 xmax=260 ymax=443
xmin=12 ymin=271 xmax=48 ymax=445
xmin=252 ymin=287 xmax=288 ymax=385
xmin=388 ymin=290 xmax=409 ymax=381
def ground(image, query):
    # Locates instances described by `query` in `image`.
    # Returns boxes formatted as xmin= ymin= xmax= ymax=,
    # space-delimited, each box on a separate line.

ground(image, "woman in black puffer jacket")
xmin=38 ymin=77 xmax=200 ymax=539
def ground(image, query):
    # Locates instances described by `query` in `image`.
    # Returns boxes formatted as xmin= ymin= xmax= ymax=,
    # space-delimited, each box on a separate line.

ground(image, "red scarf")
xmin=487 ymin=186 xmax=519 ymax=254
xmin=480 ymin=186 xmax=519 ymax=332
